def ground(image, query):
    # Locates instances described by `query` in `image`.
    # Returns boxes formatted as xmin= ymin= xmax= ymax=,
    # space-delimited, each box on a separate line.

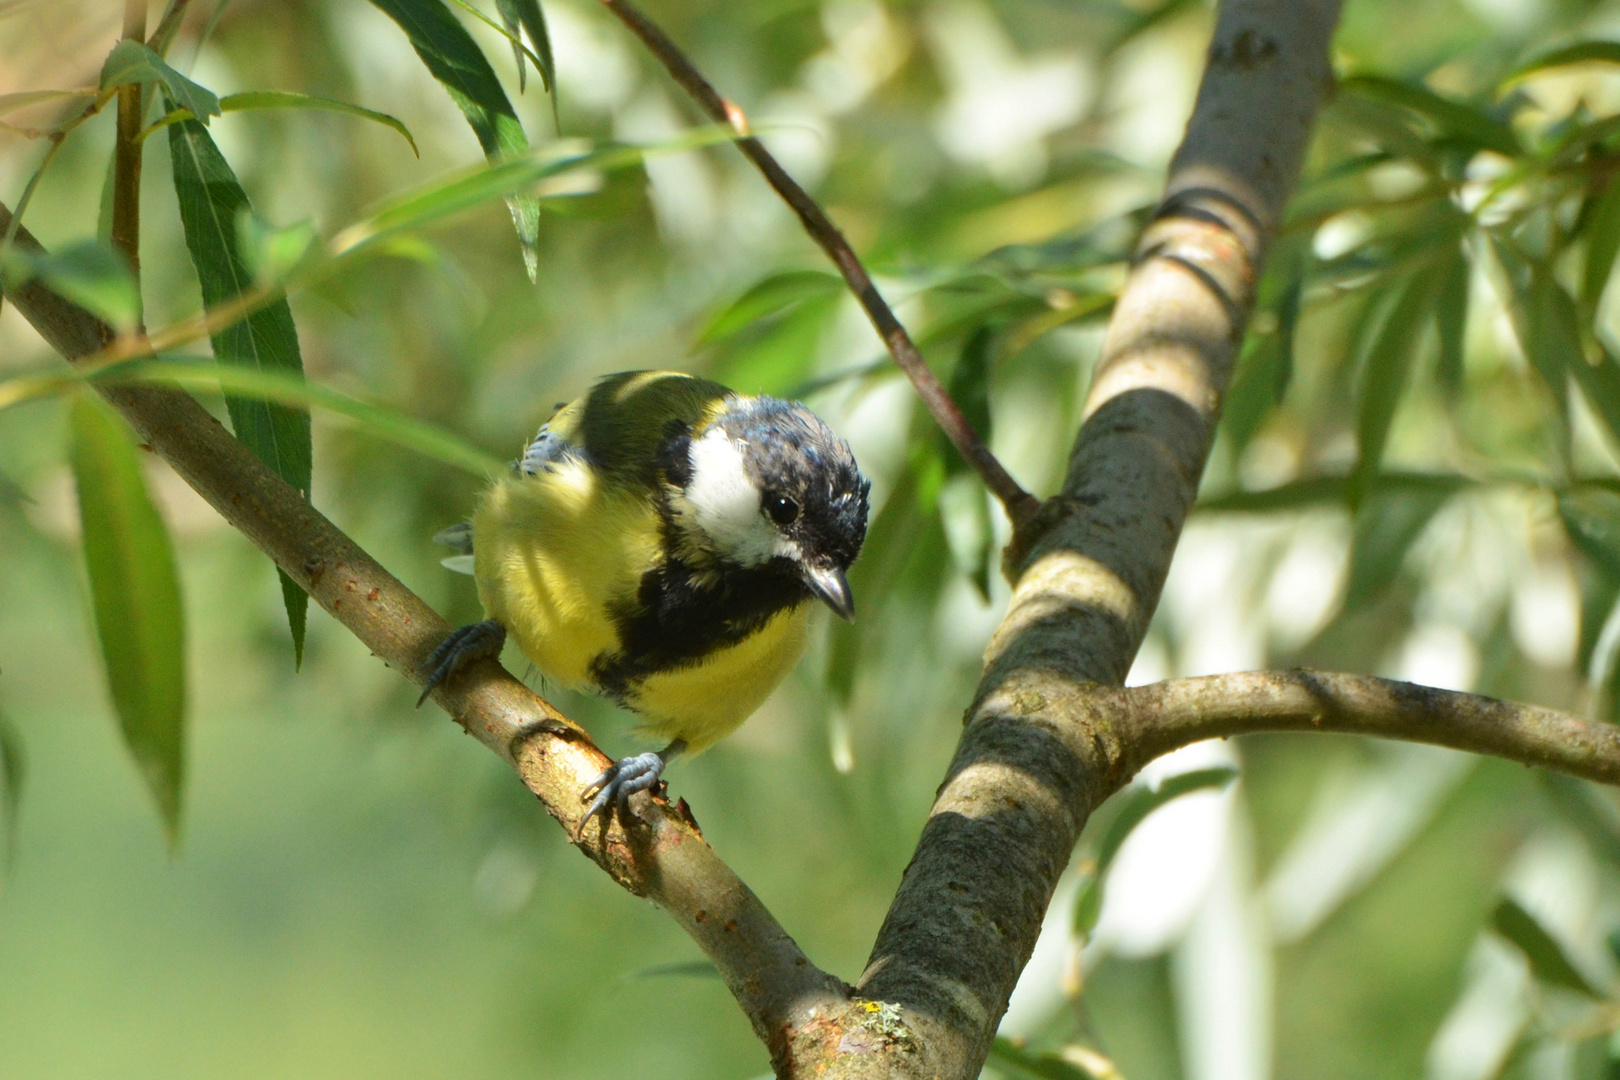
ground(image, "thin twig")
xmin=148 ymin=0 xmax=197 ymax=58
xmin=595 ymin=0 xmax=1041 ymax=533
xmin=111 ymin=0 xmax=146 ymax=322
xmin=1122 ymin=669 xmax=1620 ymax=785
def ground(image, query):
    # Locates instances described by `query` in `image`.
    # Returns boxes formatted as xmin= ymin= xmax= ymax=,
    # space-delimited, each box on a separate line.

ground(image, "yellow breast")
xmin=472 ymin=462 xmax=661 ymax=691
xmin=626 ymin=603 xmax=810 ymax=752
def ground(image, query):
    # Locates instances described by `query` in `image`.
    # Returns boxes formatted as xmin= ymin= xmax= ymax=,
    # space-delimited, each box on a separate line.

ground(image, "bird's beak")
xmin=802 ymin=564 xmax=855 ymax=622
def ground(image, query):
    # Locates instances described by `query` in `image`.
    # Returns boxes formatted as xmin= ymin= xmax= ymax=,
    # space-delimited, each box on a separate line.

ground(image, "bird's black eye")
xmin=765 ymin=493 xmax=800 ymax=526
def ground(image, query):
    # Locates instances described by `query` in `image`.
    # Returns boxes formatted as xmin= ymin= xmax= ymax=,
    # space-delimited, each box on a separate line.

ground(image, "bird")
xmin=420 ymin=369 xmax=870 ymax=836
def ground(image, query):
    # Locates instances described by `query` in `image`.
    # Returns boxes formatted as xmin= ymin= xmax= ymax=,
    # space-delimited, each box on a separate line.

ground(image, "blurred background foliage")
xmin=10 ymin=0 xmax=1620 ymax=1077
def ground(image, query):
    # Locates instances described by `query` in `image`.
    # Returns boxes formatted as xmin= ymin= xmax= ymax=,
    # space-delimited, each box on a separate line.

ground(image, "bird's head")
xmin=666 ymin=396 xmax=869 ymax=620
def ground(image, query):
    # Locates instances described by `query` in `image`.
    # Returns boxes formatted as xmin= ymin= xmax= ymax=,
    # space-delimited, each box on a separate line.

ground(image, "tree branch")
xmin=594 ymin=0 xmax=1041 ymax=533
xmin=764 ymin=3 xmax=1348 ymax=1076
xmin=1120 ymin=670 xmax=1620 ymax=785
xmin=0 ymin=200 xmax=848 ymax=1062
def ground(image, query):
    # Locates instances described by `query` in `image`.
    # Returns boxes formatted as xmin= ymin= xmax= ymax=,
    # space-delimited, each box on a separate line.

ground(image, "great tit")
xmin=421 ymin=370 xmax=870 ymax=833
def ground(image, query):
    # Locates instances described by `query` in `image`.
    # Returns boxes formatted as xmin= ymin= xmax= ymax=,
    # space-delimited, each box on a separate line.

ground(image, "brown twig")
xmin=111 ymin=0 xmax=146 ymax=318
xmin=1123 ymin=670 xmax=1620 ymax=784
xmin=596 ymin=0 xmax=1041 ymax=534
xmin=147 ymin=0 xmax=198 ymax=58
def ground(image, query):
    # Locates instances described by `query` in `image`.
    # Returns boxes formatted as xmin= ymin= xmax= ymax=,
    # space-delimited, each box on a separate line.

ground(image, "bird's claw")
xmin=417 ymin=620 xmax=505 ymax=707
xmin=576 ymin=751 xmax=666 ymax=841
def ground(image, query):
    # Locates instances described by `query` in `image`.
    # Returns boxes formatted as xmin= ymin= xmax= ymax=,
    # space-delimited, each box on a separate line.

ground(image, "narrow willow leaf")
xmin=1583 ymin=179 xmax=1620 ymax=310
xmin=1559 ymin=488 xmax=1620 ymax=579
xmin=1573 ymin=341 xmax=1620 ymax=452
xmin=1539 ymin=774 xmax=1620 ymax=868
xmin=100 ymin=359 xmax=505 ymax=477
xmin=495 ymin=0 xmax=556 ymax=100
xmin=699 ymin=270 xmax=843 ymax=345
xmin=987 ymin=1038 xmax=1099 ymax=1080
xmin=1492 ymin=897 xmax=1604 ymax=997
xmin=1 ymin=239 xmax=140 ymax=333
xmin=333 ymin=131 xmax=736 ymax=256
xmin=0 ymin=713 xmax=22 ymax=870
xmin=826 ymin=464 xmax=922 ymax=706
xmin=1492 ymin=239 xmax=1579 ymax=419
xmin=1503 ymin=41 xmax=1620 ymax=87
xmin=1072 ymin=767 xmax=1237 ymax=937
xmin=1223 ymin=257 xmax=1303 ymax=454
xmin=0 ymin=88 xmax=97 ymax=117
xmin=144 ymin=92 xmax=419 ymax=156
xmin=99 ymin=39 xmax=220 ymax=123
xmin=1341 ymin=75 xmax=1521 ymax=157
xmin=1434 ymin=243 xmax=1469 ymax=395
xmin=369 ymin=0 xmax=540 ymax=279
xmin=944 ymin=327 xmax=997 ymax=599
xmin=167 ymin=112 xmax=312 ymax=665
xmin=712 ymin=293 xmax=838 ymax=395
xmin=69 ymin=394 xmax=186 ymax=843
xmin=1346 ymin=486 xmax=1453 ymax=611
xmin=1353 ymin=272 xmax=1437 ymax=500
xmin=948 ymin=324 xmax=995 ymax=459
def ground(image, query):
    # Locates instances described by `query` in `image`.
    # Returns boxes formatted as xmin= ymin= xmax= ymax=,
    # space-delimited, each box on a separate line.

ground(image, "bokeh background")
xmin=5 ymin=0 xmax=1620 ymax=1077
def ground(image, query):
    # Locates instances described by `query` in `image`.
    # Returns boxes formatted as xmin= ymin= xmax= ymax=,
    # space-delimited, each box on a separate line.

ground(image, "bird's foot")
xmin=575 ymin=739 xmax=687 ymax=841
xmin=417 ymin=620 xmax=505 ymax=707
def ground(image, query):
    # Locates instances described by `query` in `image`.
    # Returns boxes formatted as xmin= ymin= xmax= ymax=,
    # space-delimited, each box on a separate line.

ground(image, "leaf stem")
xmin=595 ymin=0 xmax=1041 ymax=533
xmin=112 ymin=0 xmax=147 ymax=326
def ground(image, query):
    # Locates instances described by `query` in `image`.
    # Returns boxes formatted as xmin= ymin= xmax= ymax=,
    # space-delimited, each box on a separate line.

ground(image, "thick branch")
xmin=775 ymin=3 xmax=1346 ymax=1076
xmin=0 ymin=201 xmax=846 ymax=1060
xmin=1121 ymin=670 xmax=1620 ymax=785
xmin=596 ymin=0 xmax=1040 ymax=531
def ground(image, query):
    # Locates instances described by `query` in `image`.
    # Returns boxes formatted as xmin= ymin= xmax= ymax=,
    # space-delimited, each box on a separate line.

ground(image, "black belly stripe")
xmin=590 ymin=557 xmax=808 ymax=702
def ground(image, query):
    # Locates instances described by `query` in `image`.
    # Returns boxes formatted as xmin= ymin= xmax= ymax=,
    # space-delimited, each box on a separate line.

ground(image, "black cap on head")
xmin=717 ymin=396 xmax=869 ymax=613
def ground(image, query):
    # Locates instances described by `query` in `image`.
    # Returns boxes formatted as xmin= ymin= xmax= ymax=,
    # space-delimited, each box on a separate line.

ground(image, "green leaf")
xmin=69 ymin=394 xmax=186 ymax=844
xmin=1491 ymin=896 xmax=1604 ymax=997
xmin=236 ymin=214 xmax=321 ymax=286
xmin=1559 ymin=487 xmax=1620 ymax=578
xmin=99 ymin=359 xmax=505 ymax=477
xmin=0 ymin=712 xmax=22 ymax=871
xmin=1539 ymin=773 xmax=1620 ymax=869
xmin=1071 ymin=766 xmax=1237 ymax=937
xmin=1223 ymin=257 xmax=1303 ymax=454
xmin=0 ymin=239 xmax=140 ymax=333
xmin=699 ymin=270 xmax=844 ymax=345
xmin=144 ymin=92 xmax=419 ymax=156
xmin=1345 ymin=485 xmax=1453 ymax=611
xmin=334 ymin=131 xmax=736 ymax=256
xmin=1434 ymin=243 xmax=1469 ymax=395
xmin=1341 ymin=75 xmax=1521 ymax=158
xmin=0 ymin=88 xmax=97 ymax=118
xmin=1491 ymin=239 xmax=1581 ymax=420
xmin=826 ymin=463 xmax=923 ymax=706
xmin=711 ymin=293 xmax=838 ymax=395
xmin=1353 ymin=271 xmax=1438 ymax=500
xmin=947 ymin=324 xmax=995 ymax=461
xmin=1503 ymin=41 xmax=1620 ymax=87
xmin=1583 ymin=179 xmax=1620 ymax=310
xmin=166 ymin=112 xmax=312 ymax=667
xmin=1572 ymin=341 xmax=1620 ymax=453
xmin=495 ymin=0 xmax=557 ymax=100
xmin=368 ymin=0 xmax=540 ymax=280
xmin=987 ymin=1038 xmax=1100 ymax=1080
xmin=99 ymin=39 xmax=220 ymax=124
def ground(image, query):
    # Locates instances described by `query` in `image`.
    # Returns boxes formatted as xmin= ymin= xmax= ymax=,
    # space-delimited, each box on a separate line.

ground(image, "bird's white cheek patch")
xmin=682 ymin=428 xmax=779 ymax=565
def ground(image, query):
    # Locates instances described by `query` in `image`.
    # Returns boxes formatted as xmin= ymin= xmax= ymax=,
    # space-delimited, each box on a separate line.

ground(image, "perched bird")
xmin=421 ymin=370 xmax=869 ymax=834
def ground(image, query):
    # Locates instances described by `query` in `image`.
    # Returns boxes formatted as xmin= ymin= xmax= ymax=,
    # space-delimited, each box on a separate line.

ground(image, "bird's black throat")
xmin=591 ymin=555 xmax=809 ymax=702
